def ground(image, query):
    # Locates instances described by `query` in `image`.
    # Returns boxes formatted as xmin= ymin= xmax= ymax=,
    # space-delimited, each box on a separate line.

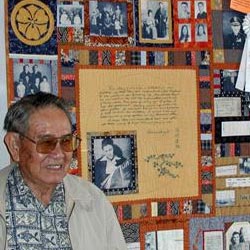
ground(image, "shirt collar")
xmin=11 ymin=165 xmax=65 ymax=209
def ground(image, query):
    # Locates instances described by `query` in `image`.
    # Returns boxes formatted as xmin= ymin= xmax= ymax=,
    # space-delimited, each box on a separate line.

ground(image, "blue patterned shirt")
xmin=5 ymin=166 xmax=72 ymax=250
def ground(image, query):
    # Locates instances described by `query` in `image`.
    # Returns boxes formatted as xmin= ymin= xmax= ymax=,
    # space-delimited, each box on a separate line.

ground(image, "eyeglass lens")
xmin=36 ymin=135 xmax=81 ymax=154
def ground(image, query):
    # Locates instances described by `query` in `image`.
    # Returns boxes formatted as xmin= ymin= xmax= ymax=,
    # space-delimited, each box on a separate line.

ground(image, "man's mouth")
xmin=47 ymin=164 xmax=63 ymax=170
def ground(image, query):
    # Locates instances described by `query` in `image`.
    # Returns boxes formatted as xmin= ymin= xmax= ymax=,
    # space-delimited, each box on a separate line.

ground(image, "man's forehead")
xmin=28 ymin=108 xmax=71 ymax=129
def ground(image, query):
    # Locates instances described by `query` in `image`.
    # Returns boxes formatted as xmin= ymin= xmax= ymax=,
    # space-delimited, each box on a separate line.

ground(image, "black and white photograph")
xmin=195 ymin=1 xmax=207 ymax=19
xmin=145 ymin=231 xmax=156 ymax=250
xmin=157 ymin=229 xmax=184 ymax=250
xmin=89 ymin=133 xmax=137 ymax=195
xmin=200 ymin=50 xmax=210 ymax=65
xmin=239 ymin=157 xmax=250 ymax=174
xmin=178 ymin=23 xmax=191 ymax=43
xmin=223 ymin=11 xmax=246 ymax=50
xmin=144 ymin=229 xmax=184 ymax=250
xmin=221 ymin=69 xmax=240 ymax=94
xmin=139 ymin=0 xmax=172 ymax=43
xmin=89 ymin=1 xmax=128 ymax=37
xmin=13 ymin=60 xmax=57 ymax=100
xmin=216 ymin=190 xmax=235 ymax=207
xmin=57 ymin=4 xmax=84 ymax=27
xmin=60 ymin=48 xmax=80 ymax=68
xmin=178 ymin=1 xmax=191 ymax=19
xmin=226 ymin=222 xmax=250 ymax=250
xmin=139 ymin=0 xmax=171 ymax=43
xmin=242 ymin=93 xmax=250 ymax=116
xmin=195 ymin=23 xmax=208 ymax=42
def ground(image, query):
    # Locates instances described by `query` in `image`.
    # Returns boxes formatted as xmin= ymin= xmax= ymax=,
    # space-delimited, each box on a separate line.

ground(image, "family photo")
xmin=89 ymin=1 xmax=128 ymax=37
xmin=57 ymin=4 xmax=84 ymax=27
xmin=140 ymin=1 xmax=170 ymax=41
xmin=13 ymin=62 xmax=54 ymax=99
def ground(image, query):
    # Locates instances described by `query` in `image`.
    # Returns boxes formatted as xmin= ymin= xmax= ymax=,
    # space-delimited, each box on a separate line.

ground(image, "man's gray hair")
xmin=4 ymin=92 xmax=72 ymax=134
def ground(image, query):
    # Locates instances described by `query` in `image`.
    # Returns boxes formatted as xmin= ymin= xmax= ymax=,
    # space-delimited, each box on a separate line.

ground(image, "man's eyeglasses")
xmin=19 ymin=133 xmax=81 ymax=154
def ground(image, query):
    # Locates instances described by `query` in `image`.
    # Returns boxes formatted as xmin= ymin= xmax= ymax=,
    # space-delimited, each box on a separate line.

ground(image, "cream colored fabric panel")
xmin=78 ymin=68 xmax=199 ymax=202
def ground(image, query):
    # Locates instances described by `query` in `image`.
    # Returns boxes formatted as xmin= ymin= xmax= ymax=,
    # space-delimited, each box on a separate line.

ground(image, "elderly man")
xmin=0 ymin=92 xmax=127 ymax=249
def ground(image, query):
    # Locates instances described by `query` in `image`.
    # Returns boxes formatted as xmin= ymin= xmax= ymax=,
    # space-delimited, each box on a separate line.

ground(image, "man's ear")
xmin=4 ymin=132 xmax=20 ymax=162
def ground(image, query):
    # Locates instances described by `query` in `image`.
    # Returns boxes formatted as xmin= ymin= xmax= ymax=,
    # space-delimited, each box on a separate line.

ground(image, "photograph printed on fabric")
xmin=87 ymin=132 xmax=138 ymax=196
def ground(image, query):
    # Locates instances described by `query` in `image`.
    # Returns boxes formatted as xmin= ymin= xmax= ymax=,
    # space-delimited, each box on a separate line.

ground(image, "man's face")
xmin=103 ymin=144 xmax=114 ymax=160
xmin=17 ymin=106 xmax=72 ymax=189
xmin=181 ymin=3 xmax=188 ymax=12
xmin=24 ymin=65 xmax=29 ymax=72
xmin=231 ymin=23 xmax=241 ymax=35
xmin=198 ymin=3 xmax=204 ymax=12
xmin=233 ymin=233 xmax=240 ymax=244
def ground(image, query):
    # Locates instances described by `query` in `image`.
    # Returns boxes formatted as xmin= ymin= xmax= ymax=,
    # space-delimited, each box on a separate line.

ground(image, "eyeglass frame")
xmin=18 ymin=132 xmax=81 ymax=154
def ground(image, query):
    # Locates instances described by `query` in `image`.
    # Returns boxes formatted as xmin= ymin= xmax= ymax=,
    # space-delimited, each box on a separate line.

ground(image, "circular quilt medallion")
xmin=11 ymin=0 xmax=54 ymax=46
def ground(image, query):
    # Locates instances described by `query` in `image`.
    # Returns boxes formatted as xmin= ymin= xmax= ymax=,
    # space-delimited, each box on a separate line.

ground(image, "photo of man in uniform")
xmin=223 ymin=15 xmax=246 ymax=49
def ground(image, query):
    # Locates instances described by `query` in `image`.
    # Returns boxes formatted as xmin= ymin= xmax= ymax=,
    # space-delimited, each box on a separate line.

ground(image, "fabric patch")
xmin=58 ymin=28 xmax=69 ymax=43
xmin=102 ymin=50 xmax=111 ymax=65
xmin=131 ymin=203 xmax=148 ymax=219
xmin=173 ymin=52 xmax=187 ymax=65
xmin=192 ymin=200 xmax=206 ymax=214
xmin=213 ymin=49 xmax=225 ymax=63
xmin=240 ymin=143 xmax=250 ymax=156
xmin=131 ymin=51 xmax=141 ymax=65
xmin=123 ymin=205 xmax=132 ymax=220
xmin=154 ymin=52 xmax=165 ymax=66
xmin=168 ymin=51 xmax=175 ymax=65
xmin=115 ymin=51 xmax=126 ymax=66
xmin=200 ymin=112 xmax=212 ymax=125
xmin=73 ymin=28 xmax=84 ymax=43
xmin=200 ymin=124 xmax=212 ymax=133
xmin=170 ymin=201 xmax=179 ymax=215
xmin=183 ymin=200 xmax=193 ymax=214
xmin=147 ymin=52 xmax=155 ymax=65
xmin=200 ymin=81 xmax=211 ymax=89
xmin=78 ymin=50 xmax=90 ymax=65
xmin=125 ymin=51 xmax=132 ymax=65
xmin=89 ymin=50 xmax=98 ymax=65
xmin=186 ymin=51 xmax=192 ymax=65
xmin=200 ymin=89 xmax=211 ymax=103
xmin=201 ymin=156 xmax=213 ymax=167
xmin=157 ymin=202 xmax=167 ymax=216
xmin=212 ymin=11 xmax=223 ymax=49
xmin=220 ymin=69 xmax=242 ymax=97
xmin=121 ymin=223 xmax=140 ymax=243
xmin=9 ymin=0 xmax=57 ymax=54
xmin=201 ymin=140 xmax=212 ymax=151
xmin=224 ymin=49 xmax=244 ymax=64
xmin=202 ymin=184 xmax=213 ymax=194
